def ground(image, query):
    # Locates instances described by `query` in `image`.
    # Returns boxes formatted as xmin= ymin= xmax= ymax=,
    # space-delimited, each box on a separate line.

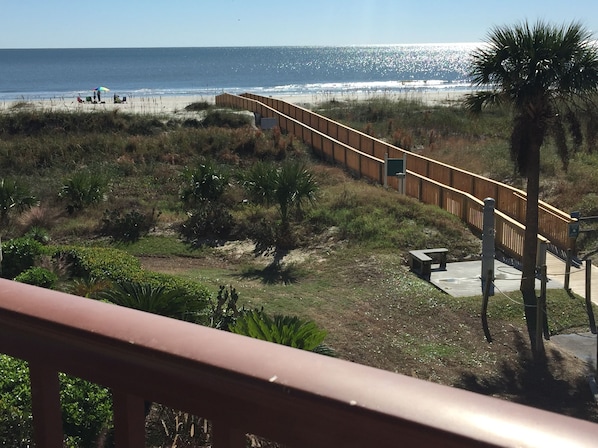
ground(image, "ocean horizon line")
xmin=0 ymin=42 xmax=481 ymax=51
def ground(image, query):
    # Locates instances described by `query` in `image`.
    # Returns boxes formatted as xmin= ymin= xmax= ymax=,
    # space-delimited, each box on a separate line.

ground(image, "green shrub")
xmin=54 ymin=246 xmax=211 ymax=321
xmin=0 ymin=355 xmax=112 ymax=448
xmin=202 ymin=110 xmax=252 ymax=128
xmin=184 ymin=101 xmax=211 ymax=111
xmin=23 ymin=226 xmax=51 ymax=244
xmin=0 ymin=355 xmax=32 ymax=447
xmin=180 ymin=161 xmax=229 ymax=209
xmin=100 ymin=208 xmax=160 ymax=242
xmin=58 ymin=171 xmax=108 ymax=214
xmin=55 ymin=246 xmax=142 ymax=281
xmin=180 ymin=202 xmax=234 ymax=241
xmin=14 ymin=266 xmax=58 ymax=288
xmin=1 ymin=237 xmax=45 ymax=279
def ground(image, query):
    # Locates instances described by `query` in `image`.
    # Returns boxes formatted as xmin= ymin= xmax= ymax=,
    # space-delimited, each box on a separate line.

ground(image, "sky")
xmin=1 ymin=0 xmax=598 ymax=49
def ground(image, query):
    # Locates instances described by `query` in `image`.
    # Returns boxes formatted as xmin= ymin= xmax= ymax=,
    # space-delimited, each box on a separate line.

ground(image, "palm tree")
xmin=244 ymin=160 xmax=318 ymax=227
xmin=465 ymin=21 xmax=598 ymax=357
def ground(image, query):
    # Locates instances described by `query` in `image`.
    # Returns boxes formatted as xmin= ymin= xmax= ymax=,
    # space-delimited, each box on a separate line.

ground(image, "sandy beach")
xmin=0 ymin=90 xmax=469 ymax=116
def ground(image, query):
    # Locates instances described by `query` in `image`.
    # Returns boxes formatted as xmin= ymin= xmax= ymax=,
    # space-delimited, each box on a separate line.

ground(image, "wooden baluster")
xmin=112 ymin=391 xmax=146 ymax=448
xmin=29 ymin=362 xmax=63 ymax=448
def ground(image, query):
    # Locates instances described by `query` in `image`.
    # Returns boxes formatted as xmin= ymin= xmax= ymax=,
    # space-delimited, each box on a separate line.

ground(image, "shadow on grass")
xmin=455 ymin=332 xmax=598 ymax=421
xmin=239 ymin=248 xmax=305 ymax=285
xmin=240 ymin=261 xmax=302 ymax=285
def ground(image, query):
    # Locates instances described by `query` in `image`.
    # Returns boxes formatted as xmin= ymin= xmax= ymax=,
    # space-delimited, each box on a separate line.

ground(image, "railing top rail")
xmin=218 ymin=93 xmax=384 ymax=163
xmin=1 ymin=279 xmax=594 ymax=447
xmin=408 ymin=170 xmax=550 ymax=243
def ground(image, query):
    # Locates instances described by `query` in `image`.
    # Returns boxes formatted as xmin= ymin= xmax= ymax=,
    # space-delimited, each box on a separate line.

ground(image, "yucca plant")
xmin=229 ymin=309 xmax=335 ymax=356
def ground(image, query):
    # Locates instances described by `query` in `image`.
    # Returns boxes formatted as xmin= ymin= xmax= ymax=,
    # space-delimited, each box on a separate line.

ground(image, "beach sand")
xmin=0 ymin=90 xmax=469 ymax=116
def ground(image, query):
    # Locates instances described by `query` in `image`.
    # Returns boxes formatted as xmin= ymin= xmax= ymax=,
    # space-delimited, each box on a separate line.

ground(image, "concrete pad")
xmin=550 ymin=332 xmax=597 ymax=370
xmin=427 ymin=258 xmax=597 ymax=370
xmin=429 ymin=260 xmax=562 ymax=298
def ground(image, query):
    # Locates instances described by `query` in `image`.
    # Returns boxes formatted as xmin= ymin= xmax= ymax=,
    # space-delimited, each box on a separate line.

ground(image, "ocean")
xmin=0 ymin=44 xmax=477 ymax=102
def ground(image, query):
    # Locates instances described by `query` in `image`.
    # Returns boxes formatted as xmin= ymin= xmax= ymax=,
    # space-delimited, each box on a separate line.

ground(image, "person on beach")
xmin=97 ymin=90 xmax=101 ymax=102
xmin=93 ymin=91 xmax=96 ymax=102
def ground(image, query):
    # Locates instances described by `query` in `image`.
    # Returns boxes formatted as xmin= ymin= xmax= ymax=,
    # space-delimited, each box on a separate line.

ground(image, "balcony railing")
xmin=0 ymin=278 xmax=596 ymax=447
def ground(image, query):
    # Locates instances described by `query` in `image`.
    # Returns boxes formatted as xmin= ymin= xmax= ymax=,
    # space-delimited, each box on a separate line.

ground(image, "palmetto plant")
xmin=465 ymin=21 xmax=598 ymax=356
xmin=229 ymin=309 xmax=335 ymax=356
xmin=97 ymin=281 xmax=203 ymax=323
xmin=244 ymin=160 xmax=318 ymax=226
xmin=58 ymin=171 xmax=108 ymax=214
xmin=0 ymin=178 xmax=38 ymax=227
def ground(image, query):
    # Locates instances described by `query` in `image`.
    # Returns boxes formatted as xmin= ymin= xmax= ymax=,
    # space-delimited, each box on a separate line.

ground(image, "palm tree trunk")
xmin=520 ymin=141 xmax=544 ymax=359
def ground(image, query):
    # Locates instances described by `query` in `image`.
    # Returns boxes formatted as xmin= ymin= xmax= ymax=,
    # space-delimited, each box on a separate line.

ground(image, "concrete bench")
xmin=408 ymin=248 xmax=448 ymax=280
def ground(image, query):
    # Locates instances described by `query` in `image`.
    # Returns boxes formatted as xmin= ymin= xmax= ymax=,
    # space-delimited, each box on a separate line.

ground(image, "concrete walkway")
xmin=429 ymin=254 xmax=597 ymax=369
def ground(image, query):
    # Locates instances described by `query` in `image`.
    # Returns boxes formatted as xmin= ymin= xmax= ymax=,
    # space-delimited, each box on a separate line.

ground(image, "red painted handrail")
xmin=0 ymin=279 xmax=596 ymax=447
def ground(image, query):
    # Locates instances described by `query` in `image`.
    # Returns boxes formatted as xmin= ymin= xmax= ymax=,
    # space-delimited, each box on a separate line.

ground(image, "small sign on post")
xmin=384 ymin=154 xmax=407 ymax=193
xmin=568 ymin=222 xmax=580 ymax=238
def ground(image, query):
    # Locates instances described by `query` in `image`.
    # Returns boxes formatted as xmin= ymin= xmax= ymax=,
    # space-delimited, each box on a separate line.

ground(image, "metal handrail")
xmin=0 ymin=279 xmax=596 ymax=447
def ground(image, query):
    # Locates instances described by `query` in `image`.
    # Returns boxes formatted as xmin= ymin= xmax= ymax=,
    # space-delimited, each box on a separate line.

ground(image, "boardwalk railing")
xmin=216 ymin=93 xmax=554 ymax=261
xmin=1 ymin=279 xmax=597 ymax=447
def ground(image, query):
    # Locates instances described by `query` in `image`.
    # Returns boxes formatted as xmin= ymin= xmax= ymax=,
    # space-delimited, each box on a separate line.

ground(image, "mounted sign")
xmin=386 ymin=158 xmax=404 ymax=177
xmin=384 ymin=153 xmax=407 ymax=194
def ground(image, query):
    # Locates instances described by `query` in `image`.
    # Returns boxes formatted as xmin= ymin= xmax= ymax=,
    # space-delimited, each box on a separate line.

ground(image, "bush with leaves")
xmin=100 ymin=208 xmax=160 ymax=242
xmin=54 ymin=246 xmax=211 ymax=316
xmin=202 ymin=110 xmax=252 ymax=128
xmin=56 ymin=246 xmax=142 ymax=281
xmin=179 ymin=161 xmax=234 ymax=240
xmin=14 ymin=266 xmax=58 ymax=288
xmin=209 ymin=285 xmax=246 ymax=330
xmin=180 ymin=161 xmax=229 ymax=209
xmin=58 ymin=170 xmax=108 ymax=214
xmin=0 ymin=355 xmax=112 ymax=448
xmin=180 ymin=202 xmax=233 ymax=242
xmin=1 ymin=237 xmax=45 ymax=279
